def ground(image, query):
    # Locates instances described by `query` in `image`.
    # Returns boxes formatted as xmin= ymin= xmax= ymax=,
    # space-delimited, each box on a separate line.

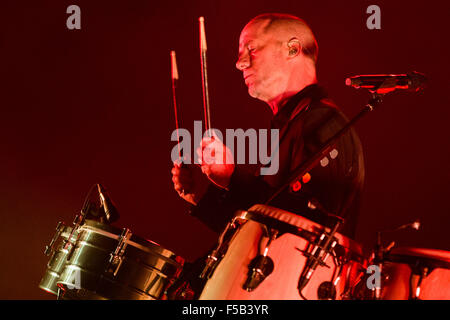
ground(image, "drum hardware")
xmin=336 ymin=253 xmax=363 ymax=300
xmin=319 ymin=255 xmax=348 ymax=300
xmin=40 ymin=185 xmax=186 ymax=300
xmin=61 ymin=186 xmax=98 ymax=252
xmin=199 ymin=218 xmax=239 ymax=280
xmin=166 ymin=273 xmax=196 ymax=300
xmin=398 ymin=255 xmax=440 ymax=300
xmin=371 ymin=219 xmax=421 ymax=299
xmin=411 ymin=266 xmax=428 ymax=299
xmin=199 ymin=208 xmax=317 ymax=282
xmin=52 ymin=220 xmax=185 ymax=300
xmin=317 ymin=281 xmax=337 ymax=300
xmin=297 ymin=217 xmax=342 ymax=300
xmin=243 ymin=229 xmax=278 ymax=291
xmin=39 ymin=222 xmax=80 ymax=295
xmin=97 ymin=184 xmax=120 ymax=223
xmin=105 ymin=228 xmax=132 ymax=276
xmin=199 ymin=205 xmax=365 ymax=300
xmin=376 ymin=247 xmax=450 ymax=300
xmin=57 ymin=287 xmax=62 ymax=300
xmin=372 ymin=235 xmax=394 ymax=299
xmin=44 ymin=221 xmax=65 ymax=256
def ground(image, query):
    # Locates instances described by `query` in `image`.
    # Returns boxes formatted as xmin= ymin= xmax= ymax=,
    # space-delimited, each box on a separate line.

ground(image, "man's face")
xmin=236 ymin=20 xmax=288 ymax=102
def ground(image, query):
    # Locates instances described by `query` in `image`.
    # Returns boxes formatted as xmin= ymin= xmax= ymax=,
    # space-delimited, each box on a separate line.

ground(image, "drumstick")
xmin=171 ymin=50 xmax=182 ymax=160
xmin=199 ymin=16 xmax=212 ymax=136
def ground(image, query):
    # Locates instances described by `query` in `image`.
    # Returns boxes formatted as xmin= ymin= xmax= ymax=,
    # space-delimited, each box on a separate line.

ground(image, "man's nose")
xmin=235 ymin=54 xmax=250 ymax=70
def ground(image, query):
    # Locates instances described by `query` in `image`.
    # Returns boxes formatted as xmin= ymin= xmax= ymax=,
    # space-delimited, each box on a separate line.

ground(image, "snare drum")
xmin=199 ymin=204 xmax=365 ymax=300
xmin=40 ymin=219 xmax=184 ymax=300
xmin=381 ymin=247 xmax=450 ymax=300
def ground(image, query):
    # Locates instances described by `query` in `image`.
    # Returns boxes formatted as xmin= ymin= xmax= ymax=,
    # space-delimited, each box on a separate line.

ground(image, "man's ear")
xmin=287 ymin=38 xmax=301 ymax=57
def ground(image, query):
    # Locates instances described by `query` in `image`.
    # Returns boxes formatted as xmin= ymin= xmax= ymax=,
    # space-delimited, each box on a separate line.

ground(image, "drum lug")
xmin=243 ymin=229 xmax=278 ymax=291
xmin=107 ymin=228 xmax=132 ymax=277
xmin=200 ymin=220 xmax=239 ymax=280
xmin=44 ymin=221 xmax=65 ymax=256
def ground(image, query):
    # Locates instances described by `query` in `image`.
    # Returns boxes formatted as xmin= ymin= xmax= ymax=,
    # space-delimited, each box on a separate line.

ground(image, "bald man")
xmin=171 ymin=13 xmax=364 ymax=238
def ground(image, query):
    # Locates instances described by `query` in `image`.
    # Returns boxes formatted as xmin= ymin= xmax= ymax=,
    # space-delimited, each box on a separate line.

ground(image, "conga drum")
xmin=381 ymin=247 xmax=450 ymax=300
xmin=199 ymin=204 xmax=365 ymax=300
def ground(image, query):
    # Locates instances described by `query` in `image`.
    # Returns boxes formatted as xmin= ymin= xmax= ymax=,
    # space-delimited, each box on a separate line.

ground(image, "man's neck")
xmin=267 ymin=81 xmax=317 ymax=115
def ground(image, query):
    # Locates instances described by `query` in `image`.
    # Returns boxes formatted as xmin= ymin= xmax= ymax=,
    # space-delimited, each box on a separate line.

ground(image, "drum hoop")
xmin=236 ymin=210 xmax=317 ymax=242
xmin=78 ymin=223 xmax=183 ymax=264
xmin=386 ymin=253 xmax=450 ymax=270
xmin=235 ymin=209 xmax=365 ymax=263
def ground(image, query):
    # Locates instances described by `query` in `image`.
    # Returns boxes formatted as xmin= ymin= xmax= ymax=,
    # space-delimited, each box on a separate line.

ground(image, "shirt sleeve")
xmin=188 ymin=167 xmax=275 ymax=233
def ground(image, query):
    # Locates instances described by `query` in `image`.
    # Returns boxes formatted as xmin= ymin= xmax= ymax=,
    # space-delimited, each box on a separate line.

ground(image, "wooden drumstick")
xmin=199 ymin=16 xmax=212 ymax=135
xmin=170 ymin=50 xmax=182 ymax=160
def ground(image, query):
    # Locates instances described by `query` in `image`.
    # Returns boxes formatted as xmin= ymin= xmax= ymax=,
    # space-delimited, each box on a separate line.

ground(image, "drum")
xmin=39 ymin=222 xmax=79 ymax=295
xmin=199 ymin=204 xmax=365 ymax=300
xmin=381 ymin=247 xmax=450 ymax=300
xmin=40 ymin=219 xmax=184 ymax=300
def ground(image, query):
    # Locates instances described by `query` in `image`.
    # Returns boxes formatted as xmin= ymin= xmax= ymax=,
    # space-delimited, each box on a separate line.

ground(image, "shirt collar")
xmin=270 ymin=84 xmax=327 ymax=129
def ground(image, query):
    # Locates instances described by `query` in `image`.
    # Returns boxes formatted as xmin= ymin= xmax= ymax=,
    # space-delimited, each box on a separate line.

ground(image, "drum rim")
xmin=79 ymin=219 xmax=184 ymax=264
xmin=387 ymin=247 xmax=450 ymax=269
xmin=240 ymin=204 xmax=364 ymax=256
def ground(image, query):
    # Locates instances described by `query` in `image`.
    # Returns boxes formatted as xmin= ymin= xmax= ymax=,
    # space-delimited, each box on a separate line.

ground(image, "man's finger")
xmin=201 ymin=137 xmax=215 ymax=149
xmin=196 ymin=147 xmax=203 ymax=158
xmin=171 ymin=166 xmax=179 ymax=175
xmin=201 ymin=165 xmax=211 ymax=176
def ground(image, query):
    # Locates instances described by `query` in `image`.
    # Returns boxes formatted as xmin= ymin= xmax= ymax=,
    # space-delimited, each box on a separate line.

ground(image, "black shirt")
xmin=190 ymin=84 xmax=365 ymax=238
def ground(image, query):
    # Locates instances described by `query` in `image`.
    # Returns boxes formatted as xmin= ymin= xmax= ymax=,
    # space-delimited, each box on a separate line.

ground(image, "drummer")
xmin=171 ymin=13 xmax=365 ymax=239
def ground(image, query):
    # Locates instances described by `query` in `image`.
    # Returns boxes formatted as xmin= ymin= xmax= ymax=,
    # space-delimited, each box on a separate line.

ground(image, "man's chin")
xmin=247 ymin=86 xmax=259 ymax=99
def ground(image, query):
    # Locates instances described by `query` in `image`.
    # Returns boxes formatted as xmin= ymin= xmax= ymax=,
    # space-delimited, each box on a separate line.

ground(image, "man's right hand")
xmin=171 ymin=162 xmax=205 ymax=205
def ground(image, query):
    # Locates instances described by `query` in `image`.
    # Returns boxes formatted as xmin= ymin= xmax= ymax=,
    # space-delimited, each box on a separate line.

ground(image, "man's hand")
xmin=171 ymin=162 xmax=205 ymax=205
xmin=197 ymin=135 xmax=235 ymax=190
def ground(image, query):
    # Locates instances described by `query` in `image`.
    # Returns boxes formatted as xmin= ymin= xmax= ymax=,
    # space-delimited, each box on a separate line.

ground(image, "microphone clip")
xmin=297 ymin=218 xmax=342 ymax=297
xmin=242 ymin=229 xmax=278 ymax=292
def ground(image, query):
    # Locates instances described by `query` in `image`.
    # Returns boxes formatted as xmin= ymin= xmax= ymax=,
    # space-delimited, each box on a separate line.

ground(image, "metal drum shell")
xmin=39 ymin=224 xmax=78 ymax=295
xmin=57 ymin=220 xmax=184 ymax=300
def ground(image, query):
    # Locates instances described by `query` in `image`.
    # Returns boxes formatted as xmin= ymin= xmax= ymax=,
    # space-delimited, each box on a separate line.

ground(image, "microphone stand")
xmin=297 ymin=217 xmax=342 ymax=299
xmin=266 ymin=92 xmax=384 ymax=206
xmin=265 ymin=92 xmax=383 ymax=298
xmin=371 ymin=220 xmax=421 ymax=299
xmin=373 ymin=230 xmax=383 ymax=299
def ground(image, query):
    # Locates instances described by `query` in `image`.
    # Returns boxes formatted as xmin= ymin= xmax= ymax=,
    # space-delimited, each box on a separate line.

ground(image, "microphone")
xmin=97 ymin=184 xmax=120 ymax=223
xmin=396 ymin=220 xmax=421 ymax=231
xmin=297 ymin=216 xmax=343 ymax=297
xmin=243 ymin=255 xmax=274 ymax=292
xmin=345 ymin=71 xmax=427 ymax=93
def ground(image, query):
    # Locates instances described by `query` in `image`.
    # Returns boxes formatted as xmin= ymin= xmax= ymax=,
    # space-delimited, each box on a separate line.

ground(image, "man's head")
xmin=236 ymin=14 xmax=318 ymax=112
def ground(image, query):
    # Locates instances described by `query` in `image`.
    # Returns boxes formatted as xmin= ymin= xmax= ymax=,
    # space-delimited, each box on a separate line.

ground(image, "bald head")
xmin=247 ymin=13 xmax=318 ymax=63
xmin=236 ymin=14 xmax=319 ymax=112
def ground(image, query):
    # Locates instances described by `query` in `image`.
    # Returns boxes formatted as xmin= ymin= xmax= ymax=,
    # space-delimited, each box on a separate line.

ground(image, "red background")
xmin=0 ymin=0 xmax=449 ymax=299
